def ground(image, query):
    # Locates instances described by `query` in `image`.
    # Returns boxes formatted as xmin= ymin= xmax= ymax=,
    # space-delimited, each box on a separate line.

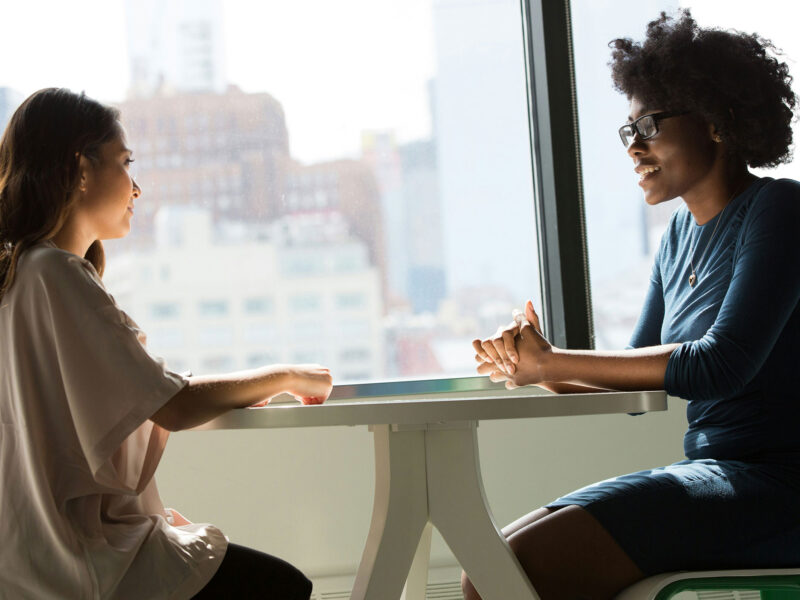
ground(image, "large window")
xmin=2 ymin=0 xmax=543 ymax=385
xmin=13 ymin=1 xmax=789 ymax=385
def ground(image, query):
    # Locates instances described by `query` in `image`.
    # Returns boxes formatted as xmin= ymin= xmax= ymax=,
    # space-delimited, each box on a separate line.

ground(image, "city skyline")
xmin=1 ymin=0 xmax=799 ymax=359
xmin=97 ymin=0 xmax=516 ymax=379
xmin=2 ymin=1 xmax=799 ymax=165
xmin=0 ymin=0 xmax=436 ymax=164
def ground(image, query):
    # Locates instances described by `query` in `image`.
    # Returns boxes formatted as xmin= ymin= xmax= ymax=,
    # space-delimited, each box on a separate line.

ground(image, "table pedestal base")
xmin=351 ymin=422 xmax=539 ymax=600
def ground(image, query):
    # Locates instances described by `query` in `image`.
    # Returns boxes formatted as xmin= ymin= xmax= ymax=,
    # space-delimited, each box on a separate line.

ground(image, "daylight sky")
xmin=0 ymin=1 xmax=797 ymax=163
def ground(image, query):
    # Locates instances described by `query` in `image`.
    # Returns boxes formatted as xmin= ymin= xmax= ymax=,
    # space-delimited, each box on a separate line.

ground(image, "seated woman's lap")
xmin=546 ymin=459 xmax=800 ymax=574
xmin=463 ymin=459 xmax=800 ymax=599
xmin=192 ymin=543 xmax=312 ymax=600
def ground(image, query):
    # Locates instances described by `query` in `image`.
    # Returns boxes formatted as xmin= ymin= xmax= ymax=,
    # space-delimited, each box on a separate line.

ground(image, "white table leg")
xmin=401 ymin=521 xmax=432 ymax=600
xmin=426 ymin=423 xmax=540 ymax=600
xmin=351 ymin=425 xmax=430 ymax=600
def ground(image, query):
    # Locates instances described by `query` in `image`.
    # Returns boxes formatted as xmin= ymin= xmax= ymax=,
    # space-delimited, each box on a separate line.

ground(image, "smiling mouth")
xmin=637 ymin=165 xmax=661 ymax=182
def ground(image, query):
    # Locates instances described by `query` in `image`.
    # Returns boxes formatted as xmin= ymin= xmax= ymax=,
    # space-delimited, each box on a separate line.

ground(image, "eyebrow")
xmin=628 ymin=106 xmax=661 ymax=122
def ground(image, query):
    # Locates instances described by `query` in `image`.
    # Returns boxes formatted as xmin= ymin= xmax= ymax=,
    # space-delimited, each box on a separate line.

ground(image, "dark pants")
xmin=192 ymin=543 xmax=312 ymax=599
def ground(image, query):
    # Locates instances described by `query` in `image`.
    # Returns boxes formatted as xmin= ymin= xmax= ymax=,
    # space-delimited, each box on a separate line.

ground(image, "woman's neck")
xmin=49 ymin=215 xmax=95 ymax=259
xmin=682 ymin=163 xmax=756 ymax=225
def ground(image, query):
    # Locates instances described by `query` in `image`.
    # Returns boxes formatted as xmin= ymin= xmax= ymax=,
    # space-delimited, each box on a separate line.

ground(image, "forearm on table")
xmin=543 ymin=344 xmax=679 ymax=391
xmin=153 ymin=365 xmax=292 ymax=431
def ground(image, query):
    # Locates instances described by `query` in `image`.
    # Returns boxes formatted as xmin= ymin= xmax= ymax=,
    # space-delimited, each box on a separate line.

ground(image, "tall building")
xmin=400 ymin=138 xmax=445 ymax=313
xmin=432 ymin=0 xmax=539 ymax=302
xmin=117 ymin=84 xmax=389 ymax=324
xmin=124 ymin=0 xmax=227 ymax=97
xmin=114 ymin=81 xmax=390 ymax=374
xmin=118 ymin=87 xmax=290 ymax=245
xmin=360 ymin=131 xmax=407 ymax=302
xmin=104 ymin=206 xmax=384 ymax=381
xmin=283 ymin=158 xmax=386 ymax=294
xmin=360 ymin=129 xmax=446 ymax=312
xmin=403 ymin=79 xmax=446 ymax=314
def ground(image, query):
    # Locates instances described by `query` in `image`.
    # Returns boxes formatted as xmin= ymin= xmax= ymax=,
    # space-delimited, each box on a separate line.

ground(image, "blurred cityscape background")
xmin=1 ymin=0 xmax=796 ymax=382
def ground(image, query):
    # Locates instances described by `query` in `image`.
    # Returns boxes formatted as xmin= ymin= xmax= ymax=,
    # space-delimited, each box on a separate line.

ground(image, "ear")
xmin=76 ymin=153 xmax=92 ymax=193
xmin=709 ymin=123 xmax=723 ymax=144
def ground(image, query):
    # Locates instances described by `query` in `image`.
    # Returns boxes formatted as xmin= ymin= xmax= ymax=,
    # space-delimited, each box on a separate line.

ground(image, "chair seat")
xmin=615 ymin=568 xmax=800 ymax=600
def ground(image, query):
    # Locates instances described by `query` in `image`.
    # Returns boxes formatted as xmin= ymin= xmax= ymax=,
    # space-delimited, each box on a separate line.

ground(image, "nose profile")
xmin=132 ymin=179 xmax=141 ymax=198
xmin=626 ymin=134 xmax=647 ymax=158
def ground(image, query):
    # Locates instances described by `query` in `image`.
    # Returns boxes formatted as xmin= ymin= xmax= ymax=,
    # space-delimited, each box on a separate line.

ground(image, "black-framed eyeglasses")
xmin=618 ymin=110 xmax=688 ymax=147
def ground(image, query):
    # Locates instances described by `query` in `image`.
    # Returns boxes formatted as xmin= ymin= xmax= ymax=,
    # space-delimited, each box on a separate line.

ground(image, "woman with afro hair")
xmin=467 ymin=9 xmax=800 ymax=600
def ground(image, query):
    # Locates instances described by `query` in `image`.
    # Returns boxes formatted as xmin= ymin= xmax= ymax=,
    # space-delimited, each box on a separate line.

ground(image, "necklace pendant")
xmin=689 ymin=273 xmax=697 ymax=287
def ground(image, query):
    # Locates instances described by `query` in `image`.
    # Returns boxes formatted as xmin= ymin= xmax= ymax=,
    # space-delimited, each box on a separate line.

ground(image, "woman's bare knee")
xmin=464 ymin=506 xmax=643 ymax=599
xmin=506 ymin=505 xmax=644 ymax=600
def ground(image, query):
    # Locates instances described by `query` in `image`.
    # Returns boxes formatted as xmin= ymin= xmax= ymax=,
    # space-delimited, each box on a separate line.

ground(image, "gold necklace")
xmin=687 ymin=181 xmax=747 ymax=288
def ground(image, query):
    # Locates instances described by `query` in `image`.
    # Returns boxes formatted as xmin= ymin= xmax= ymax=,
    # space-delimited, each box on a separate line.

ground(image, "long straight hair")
xmin=0 ymin=88 xmax=120 ymax=300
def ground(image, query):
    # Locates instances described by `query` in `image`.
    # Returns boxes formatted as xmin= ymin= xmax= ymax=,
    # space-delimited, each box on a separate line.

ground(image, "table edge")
xmin=189 ymin=390 xmax=668 ymax=431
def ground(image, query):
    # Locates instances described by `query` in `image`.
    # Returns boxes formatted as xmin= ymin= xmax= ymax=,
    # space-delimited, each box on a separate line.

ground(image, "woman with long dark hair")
xmin=0 ymin=87 xmax=332 ymax=599
xmin=468 ymin=10 xmax=800 ymax=599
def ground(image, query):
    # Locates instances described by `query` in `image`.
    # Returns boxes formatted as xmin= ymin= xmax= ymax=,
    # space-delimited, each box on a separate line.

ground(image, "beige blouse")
xmin=0 ymin=243 xmax=227 ymax=599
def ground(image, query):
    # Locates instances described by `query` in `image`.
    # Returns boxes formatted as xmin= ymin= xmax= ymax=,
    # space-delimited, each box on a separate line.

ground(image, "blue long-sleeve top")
xmin=628 ymin=177 xmax=800 ymax=460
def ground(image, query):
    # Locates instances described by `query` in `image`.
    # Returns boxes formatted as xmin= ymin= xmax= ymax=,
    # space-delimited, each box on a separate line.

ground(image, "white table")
xmin=194 ymin=389 xmax=667 ymax=600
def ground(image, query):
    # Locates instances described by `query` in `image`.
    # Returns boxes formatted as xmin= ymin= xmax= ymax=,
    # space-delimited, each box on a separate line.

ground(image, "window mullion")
xmin=521 ymin=0 xmax=594 ymax=350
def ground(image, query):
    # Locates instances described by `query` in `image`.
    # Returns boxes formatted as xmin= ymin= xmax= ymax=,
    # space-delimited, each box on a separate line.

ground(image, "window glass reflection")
xmin=2 ymin=0 xmax=542 ymax=383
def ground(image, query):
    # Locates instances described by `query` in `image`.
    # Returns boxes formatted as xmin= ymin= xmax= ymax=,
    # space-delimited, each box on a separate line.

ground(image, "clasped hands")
xmin=472 ymin=300 xmax=553 ymax=389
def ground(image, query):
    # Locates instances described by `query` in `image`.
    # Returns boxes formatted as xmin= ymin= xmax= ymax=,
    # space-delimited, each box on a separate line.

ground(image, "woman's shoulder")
xmin=757 ymin=176 xmax=800 ymax=192
xmin=725 ymin=177 xmax=800 ymax=260
xmin=17 ymin=243 xmax=106 ymax=300
xmin=742 ymin=177 xmax=800 ymax=223
xmin=749 ymin=176 xmax=800 ymax=205
xmin=22 ymin=243 xmax=97 ymax=277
